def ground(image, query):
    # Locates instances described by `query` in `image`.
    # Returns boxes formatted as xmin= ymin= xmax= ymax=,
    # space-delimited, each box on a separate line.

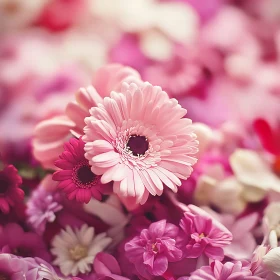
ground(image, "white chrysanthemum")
xmin=51 ymin=224 xmax=112 ymax=276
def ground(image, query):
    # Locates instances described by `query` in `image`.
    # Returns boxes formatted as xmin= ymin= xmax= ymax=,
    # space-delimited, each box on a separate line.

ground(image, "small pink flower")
xmin=124 ymin=220 xmax=183 ymax=278
xmin=179 ymin=210 xmax=232 ymax=260
xmin=0 ymin=164 xmax=24 ymax=214
xmin=83 ymin=82 xmax=198 ymax=208
xmin=187 ymin=260 xmax=264 ymax=280
xmin=53 ymin=137 xmax=111 ymax=204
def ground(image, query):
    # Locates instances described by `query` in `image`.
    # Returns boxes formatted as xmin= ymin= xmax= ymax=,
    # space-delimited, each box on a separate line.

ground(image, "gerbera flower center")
xmin=0 ymin=273 xmax=9 ymax=280
xmin=69 ymin=244 xmax=88 ymax=261
xmin=77 ymin=165 xmax=95 ymax=184
xmin=0 ymin=176 xmax=10 ymax=195
xmin=126 ymin=135 xmax=149 ymax=157
xmin=73 ymin=161 xmax=99 ymax=188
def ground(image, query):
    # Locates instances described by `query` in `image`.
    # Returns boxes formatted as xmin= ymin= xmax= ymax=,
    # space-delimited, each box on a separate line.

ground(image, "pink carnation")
xmin=179 ymin=211 xmax=232 ymax=260
xmin=83 ymin=82 xmax=198 ymax=208
xmin=124 ymin=220 xmax=183 ymax=278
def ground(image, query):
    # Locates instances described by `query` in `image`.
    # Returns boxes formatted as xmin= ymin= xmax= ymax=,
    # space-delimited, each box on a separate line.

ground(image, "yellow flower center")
xmin=69 ymin=244 xmax=88 ymax=261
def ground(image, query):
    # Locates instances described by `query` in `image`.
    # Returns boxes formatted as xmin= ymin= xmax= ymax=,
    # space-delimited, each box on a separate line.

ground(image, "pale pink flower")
xmin=94 ymin=252 xmax=130 ymax=280
xmin=124 ymin=220 xmax=183 ymax=278
xmin=33 ymin=64 xmax=142 ymax=169
xmin=187 ymin=260 xmax=264 ymax=280
xmin=83 ymin=82 xmax=198 ymax=208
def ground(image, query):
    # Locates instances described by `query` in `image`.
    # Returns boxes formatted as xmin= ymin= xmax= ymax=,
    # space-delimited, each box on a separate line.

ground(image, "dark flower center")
xmin=0 ymin=273 xmax=9 ymax=280
xmin=127 ymin=135 xmax=149 ymax=156
xmin=77 ymin=165 xmax=96 ymax=185
xmin=0 ymin=176 xmax=10 ymax=195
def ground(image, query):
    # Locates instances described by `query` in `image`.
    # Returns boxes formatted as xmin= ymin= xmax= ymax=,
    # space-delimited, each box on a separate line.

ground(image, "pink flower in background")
xmin=26 ymin=175 xmax=63 ymax=235
xmin=179 ymin=210 xmax=232 ymax=260
xmin=187 ymin=260 xmax=264 ymax=280
xmin=0 ymin=253 xmax=27 ymax=280
xmin=83 ymin=82 xmax=198 ymax=208
xmin=35 ymin=0 xmax=87 ymax=32
xmin=143 ymin=47 xmax=202 ymax=97
xmin=94 ymin=252 xmax=130 ymax=280
xmin=0 ymin=223 xmax=50 ymax=261
xmin=0 ymin=164 xmax=24 ymax=214
xmin=33 ymin=64 xmax=142 ymax=169
xmin=53 ymin=138 xmax=111 ymax=204
xmin=125 ymin=219 xmax=183 ymax=278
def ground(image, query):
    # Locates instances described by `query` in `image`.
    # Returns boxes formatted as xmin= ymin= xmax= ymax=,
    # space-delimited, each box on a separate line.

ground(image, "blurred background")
xmin=0 ymin=0 xmax=280 ymax=166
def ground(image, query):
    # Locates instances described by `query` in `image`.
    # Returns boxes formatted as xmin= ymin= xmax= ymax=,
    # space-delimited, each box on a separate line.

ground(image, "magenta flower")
xmin=187 ymin=260 xmax=265 ymax=280
xmin=179 ymin=211 xmax=232 ymax=260
xmin=53 ymin=137 xmax=111 ymax=204
xmin=124 ymin=220 xmax=183 ymax=277
xmin=83 ymin=82 xmax=198 ymax=208
xmin=26 ymin=175 xmax=63 ymax=235
xmin=0 ymin=223 xmax=50 ymax=261
xmin=0 ymin=254 xmax=27 ymax=280
xmin=0 ymin=164 xmax=24 ymax=214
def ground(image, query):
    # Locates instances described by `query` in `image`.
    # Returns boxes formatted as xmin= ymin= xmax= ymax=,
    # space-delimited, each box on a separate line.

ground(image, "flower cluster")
xmin=1 ymin=0 xmax=280 ymax=279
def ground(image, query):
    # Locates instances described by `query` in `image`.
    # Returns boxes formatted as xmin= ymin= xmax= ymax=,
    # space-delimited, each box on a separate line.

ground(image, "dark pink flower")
xmin=124 ymin=220 xmax=183 ymax=278
xmin=53 ymin=137 xmax=111 ymax=204
xmin=0 ymin=223 xmax=50 ymax=261
xmin=179 ymin=210 xmax=232 ymax=260
xmin=0 ymin=164 xmax=24 ymax=214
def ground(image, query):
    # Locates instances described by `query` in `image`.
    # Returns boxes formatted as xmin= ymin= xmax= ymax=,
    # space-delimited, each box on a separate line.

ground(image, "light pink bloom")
xmin=53 ymin=138 xmax=111 ymax=204
xmin=179 ymin=207 xmax=232 ymax=260
xmin=33 ymin=64 xmax=142 ymax=169
xmin=187 ymin=260 xmax=264 ymax=280
xmin=94 ymin=252 xmax=130 ymax=280
xmin=124 ymin=220 xmax=183 ymax=278
xmin=83 ymin=82 xmax=198 ymax=208
xmin=205 ymin=209 xmax=258 ymax=260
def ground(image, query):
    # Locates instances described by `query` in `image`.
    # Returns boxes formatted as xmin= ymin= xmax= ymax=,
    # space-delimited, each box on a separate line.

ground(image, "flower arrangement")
xmin=1 ymin=0 xmax=280 ymax=279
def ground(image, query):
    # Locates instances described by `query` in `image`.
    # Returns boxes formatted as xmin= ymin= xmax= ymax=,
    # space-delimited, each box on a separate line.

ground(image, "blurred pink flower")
xmin=35 ymin=0 xmax=87 ymax=32
xmin=83 ymin=82 xmax=198 ymax=208
xmin=94 ymin=252 xmax=130 ymax=280
xmin=179 ymin=206 xmax=232 ymax=260
xmin=53 ymin=138 xmax=111 ymax=204
xmin=0 ymin=223 xmax=50 ymax=261
xmin=26 ymin=175 xmax=63 ymax=235
xmin=0 ymin=164 xmax=24 ymax=214
xmin=33 ymin=64 xmax=142 ymax=169
xmin=124 ymin=219 xmax=183 ymax=278
xmin=143 ymin=46 xmax=202 ymax=97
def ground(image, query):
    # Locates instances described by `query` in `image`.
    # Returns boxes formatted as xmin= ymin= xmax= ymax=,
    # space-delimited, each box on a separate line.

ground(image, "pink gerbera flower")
xmin=186 ymin=260 xmax=264 ymax=280
xmin=83 ymin=82 xmax=198 ymax=208
xmin=0 ymin=165 xmax=24 ymax=214
xmin=53 ymin=138 xmax=111 ymax=204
